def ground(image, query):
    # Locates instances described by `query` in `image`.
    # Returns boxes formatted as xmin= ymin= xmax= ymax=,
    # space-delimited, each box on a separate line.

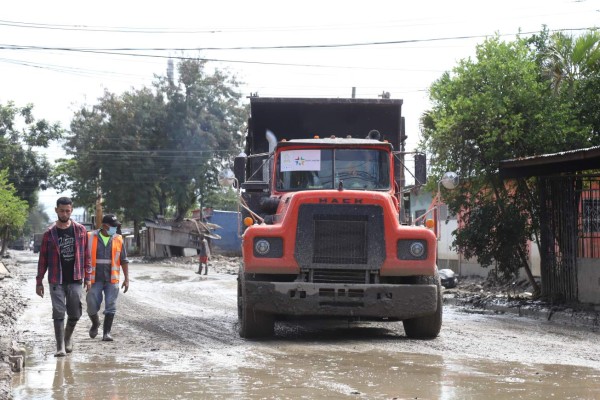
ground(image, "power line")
xmin=0 ymin=57 xmax=148 ymax=79
xmin=0 ymin=19 xmax=225 ymax=34
xmin=1 ymin=27 xmax=594 ymax=53
xmin=0 ymin=26 xmax=593 ymax=77
xmin=0 ymin=51 xmax=447 ymax=74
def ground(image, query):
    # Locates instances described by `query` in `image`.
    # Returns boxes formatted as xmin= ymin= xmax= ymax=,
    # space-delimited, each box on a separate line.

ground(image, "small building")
xmin=140 ymin=217 xmax=221 ymax=258
xmin=500 ymin=146 xmax=600 ymax=305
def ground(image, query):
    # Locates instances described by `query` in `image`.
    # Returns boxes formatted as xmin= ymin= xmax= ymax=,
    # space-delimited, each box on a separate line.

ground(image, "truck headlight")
xmin=410 ymin=242 xmax=425 ymax=258
xmin=253 ymin=237 xmax=283 ymax=258
xmin=397 ymin=240 xmax=427 ymax=260
xmin=255 ymin=239 xmax=270 ymax=255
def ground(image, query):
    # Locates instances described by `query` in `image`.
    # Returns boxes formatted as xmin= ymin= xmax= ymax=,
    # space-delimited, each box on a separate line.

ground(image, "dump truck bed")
xmin=246 ymin=97 xmax=404 ymax=154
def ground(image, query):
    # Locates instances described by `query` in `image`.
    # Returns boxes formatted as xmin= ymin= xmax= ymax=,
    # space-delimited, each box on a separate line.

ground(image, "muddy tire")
xmin=403 ymin=275 xmax=443 ymax=339
xmin=237 ymin=267 xmax=274 ymax=339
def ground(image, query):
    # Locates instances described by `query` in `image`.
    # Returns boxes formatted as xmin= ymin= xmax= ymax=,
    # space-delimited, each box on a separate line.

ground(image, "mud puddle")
xmin=13 ymin=344 xmax=600 ymax=399
xmin=12 ymin=352 xmax=235 ymax=399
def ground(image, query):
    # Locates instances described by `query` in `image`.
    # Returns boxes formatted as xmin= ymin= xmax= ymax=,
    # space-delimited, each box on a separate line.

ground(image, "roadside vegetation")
xmin=49 ymin=58 xmax=246 ymax=229
xmin=421 ymin=29 xmax=600 ymax=293
xmin=0 ymin=102 xmax=59 ymax=254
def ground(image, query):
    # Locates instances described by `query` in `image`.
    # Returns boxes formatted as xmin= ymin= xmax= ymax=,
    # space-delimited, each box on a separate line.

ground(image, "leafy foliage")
xmin=421 ymin=32 xmax=599 ymax=285
xmin=53 ymin=58 xmax=247 ymax=225
xmin=0 ymin=169 xmax=29 ymax=255
xmin=0 ymin=101 xmax=62 ymax=205
xmin=453 ymin=193 xmax=529 ymax=280
xmin=26 ymin=204 xmax=51 ymax=235
xmin=203 ymin=186 xmax=240 ymax=212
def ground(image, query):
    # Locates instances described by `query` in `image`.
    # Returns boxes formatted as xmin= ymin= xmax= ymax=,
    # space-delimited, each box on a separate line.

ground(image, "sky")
xmin=1 ymin=0 xmax=599 ymax=217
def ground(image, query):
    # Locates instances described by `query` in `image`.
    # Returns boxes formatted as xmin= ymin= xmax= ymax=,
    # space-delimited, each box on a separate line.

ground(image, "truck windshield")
xmin=276 ymin=149 xmax=390 ymax=191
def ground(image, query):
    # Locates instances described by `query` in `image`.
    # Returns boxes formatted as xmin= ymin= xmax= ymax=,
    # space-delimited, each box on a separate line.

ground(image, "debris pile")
xmin=0 ymin=259 xmax=27 ymax=398
xmin=134 ymin=254 xmax=240 ymax=275
xmin=444 ymin=275 xmax=600 ymax=327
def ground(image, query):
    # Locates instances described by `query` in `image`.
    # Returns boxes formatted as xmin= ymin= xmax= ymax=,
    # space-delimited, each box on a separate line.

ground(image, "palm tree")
xmin=543 ymin=30 xmax=600 ymax=95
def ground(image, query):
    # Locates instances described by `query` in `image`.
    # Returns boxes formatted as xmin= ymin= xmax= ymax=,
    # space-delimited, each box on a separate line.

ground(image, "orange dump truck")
xmin=234 ymin=97 xmax=440 ymax=338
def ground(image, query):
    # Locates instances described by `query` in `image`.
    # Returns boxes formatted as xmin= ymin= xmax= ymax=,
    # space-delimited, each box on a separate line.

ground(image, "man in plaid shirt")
xmin=36 ymin=197 xmax=92 ymax=357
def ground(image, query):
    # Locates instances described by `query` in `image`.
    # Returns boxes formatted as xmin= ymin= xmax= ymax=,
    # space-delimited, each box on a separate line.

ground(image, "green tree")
xmin=541 ymin=30 xmax=600 ymax=96
xmin=26 ymin=204 xmax=51 ymax=235
xmin=151 ymin=60 xmax=247 ymax=219
xmin=52 ymin=58 xmax=246 ymax=242
xmin=0 ymin=101 xmax=63 ymax=206
xmin=421 ymin=34 xmax=592 ymax=293
xmin=531 ymin=29 xmax=600 ymax=141
xmin=203 ymin=186 xmax=240 ymax=212
xmin=0 ymin=169 xmax=29 ymax=256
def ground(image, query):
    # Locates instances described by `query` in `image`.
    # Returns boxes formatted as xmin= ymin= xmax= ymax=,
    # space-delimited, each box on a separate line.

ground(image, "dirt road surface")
xmin=3 ymin=250 xmax=600 ymax=399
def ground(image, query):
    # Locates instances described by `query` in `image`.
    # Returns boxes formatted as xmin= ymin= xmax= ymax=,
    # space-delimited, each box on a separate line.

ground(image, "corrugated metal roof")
xmin=499 ymin=146 xmax=600 ymax=178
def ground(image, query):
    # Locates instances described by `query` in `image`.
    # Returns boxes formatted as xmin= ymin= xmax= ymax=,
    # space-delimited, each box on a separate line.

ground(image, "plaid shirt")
xmin=36 ymin=220 xmax=92 ymax=285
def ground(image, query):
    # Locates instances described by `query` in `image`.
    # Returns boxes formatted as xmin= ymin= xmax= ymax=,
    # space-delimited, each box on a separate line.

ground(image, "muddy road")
xmin=8 ymin=251 xmax=600 ymax=399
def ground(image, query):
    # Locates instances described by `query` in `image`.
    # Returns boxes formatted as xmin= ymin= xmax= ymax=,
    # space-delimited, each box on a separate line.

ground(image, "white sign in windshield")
xmin=280 ymin=150 xmax=321 ymax=172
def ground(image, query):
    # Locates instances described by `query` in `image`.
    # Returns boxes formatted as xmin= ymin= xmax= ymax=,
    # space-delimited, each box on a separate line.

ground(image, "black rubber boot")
xmin=204 ymin=264 xmax=208 ymax=275
xmin=64 ymin=318 xmax=78 ymax=353
xmin=89 ymin=314 xmax=100 ymax=339
xmin=102 ymin=314 xmax=115 ymax=342
xmin=53 ymin=319 xmax=66 ymax=357
xmin=196 ymin=265 xmax=202 ymax=274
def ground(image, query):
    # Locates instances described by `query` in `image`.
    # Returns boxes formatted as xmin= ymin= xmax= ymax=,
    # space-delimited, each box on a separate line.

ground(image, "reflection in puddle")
xmin=13 ymin=348 xmax=600 ymax=399
xmin=13 ymin=352 xmax=238 ymax=400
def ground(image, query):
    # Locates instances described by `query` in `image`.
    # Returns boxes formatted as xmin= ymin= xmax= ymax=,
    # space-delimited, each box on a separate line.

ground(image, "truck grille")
xmin=295 ymin=204 xmax=385 ymax=270
xmin=312 ymin=269 xmax=367 ymax=284
xmin=313 ymin=215 xmax=367 ymax=264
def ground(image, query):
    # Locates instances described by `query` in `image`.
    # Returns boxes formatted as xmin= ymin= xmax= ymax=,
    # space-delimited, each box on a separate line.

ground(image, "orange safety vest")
xmin=88 ymin=231 xmax=124 ymax=284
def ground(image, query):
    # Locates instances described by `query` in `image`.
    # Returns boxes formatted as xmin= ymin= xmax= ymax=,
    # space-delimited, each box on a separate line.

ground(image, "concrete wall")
xmin=577 ymin=258 xmax=600 ymax=305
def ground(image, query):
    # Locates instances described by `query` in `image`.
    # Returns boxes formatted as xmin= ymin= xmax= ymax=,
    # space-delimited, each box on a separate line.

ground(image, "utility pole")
xmin=95 ymin=168 xmax=103 ymax=229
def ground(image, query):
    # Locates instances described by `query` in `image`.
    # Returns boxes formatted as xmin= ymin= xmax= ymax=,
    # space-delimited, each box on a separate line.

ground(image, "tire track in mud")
xmin=118 ymin=293 xmax=240 ymax=348
xmin=116 ymin=262 xmax=243 ymax=351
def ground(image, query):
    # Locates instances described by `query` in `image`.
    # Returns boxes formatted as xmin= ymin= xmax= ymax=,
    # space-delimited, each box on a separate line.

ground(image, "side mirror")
xmin=218 ymin=169 xmax=236 ymax=187
xmin=440 ymin=171 xmax=459 ymax=190
xmin=414 ymin=153 xmax=427 ymax=185
xmin=233 ymin=153 xmax=247 ymax=185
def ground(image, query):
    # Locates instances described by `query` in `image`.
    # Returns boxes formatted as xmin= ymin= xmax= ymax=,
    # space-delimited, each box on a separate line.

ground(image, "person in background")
xmin=86 ymin=214 xmax=129 ymax=341
xmin=196 ymin=236 xmax=211 ymax=275
xmin=36 ymin=197 xmax=91 ymax=357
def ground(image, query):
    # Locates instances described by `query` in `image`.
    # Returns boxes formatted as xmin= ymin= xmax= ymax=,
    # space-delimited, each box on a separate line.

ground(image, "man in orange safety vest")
xmin=86 ymin=214 xmax=129 ymax=341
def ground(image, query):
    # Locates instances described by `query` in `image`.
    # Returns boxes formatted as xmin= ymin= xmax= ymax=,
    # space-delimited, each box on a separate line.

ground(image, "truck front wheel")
xmin=237 ymin=269 xmax=274 ymax=339
xmin=402 ymin=276 xmax=443 ymax=339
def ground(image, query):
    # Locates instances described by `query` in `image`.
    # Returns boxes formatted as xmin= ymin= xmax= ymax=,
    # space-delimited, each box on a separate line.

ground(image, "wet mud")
xmin=5 ymin=251 xmax=600 ymax=399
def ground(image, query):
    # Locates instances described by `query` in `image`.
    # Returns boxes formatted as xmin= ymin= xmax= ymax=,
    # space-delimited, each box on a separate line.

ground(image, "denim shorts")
xmin=86 ymin=281 xmax=120 ymax=315
xmin=49 ymin=283 xmax=83 ymax=320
